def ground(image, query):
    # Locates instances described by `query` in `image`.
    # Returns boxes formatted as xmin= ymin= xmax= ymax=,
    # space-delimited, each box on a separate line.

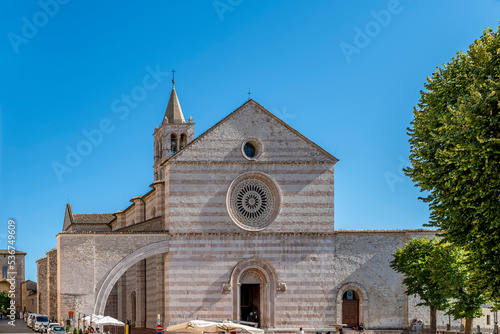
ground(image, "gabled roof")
xmin=163 ymin=85 xmax=185 ymax=124
xmin=73 ymin=213 xmax=115 ymax=224
xmin=165 ymin=99 xmax=338 ymax=163
xmin=62 ymin=203 xmax=114 ymax=232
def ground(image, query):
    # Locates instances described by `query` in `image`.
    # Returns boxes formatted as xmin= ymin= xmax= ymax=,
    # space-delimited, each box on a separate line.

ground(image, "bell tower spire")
xmin=163 ymin=70 xmax=185 ymax=124
xmin=153 ymin=71 xmax=195 ymax=181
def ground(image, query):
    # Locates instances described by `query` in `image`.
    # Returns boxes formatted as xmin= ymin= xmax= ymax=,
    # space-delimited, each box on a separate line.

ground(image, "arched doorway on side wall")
xmin=336 ymin=283 xmax=368 ymax=328
xmin=342 ymin=289 xmax=359 ymax=327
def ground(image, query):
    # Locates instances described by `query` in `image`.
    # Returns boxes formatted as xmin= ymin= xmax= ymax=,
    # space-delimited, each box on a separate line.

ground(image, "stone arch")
xmin=94 ymin=240 xmax=169 ymax=315
xmin=229 ymin=257 xmax=278 ymax=328
xmin=336 ymin=282 xmax=369 ymax=327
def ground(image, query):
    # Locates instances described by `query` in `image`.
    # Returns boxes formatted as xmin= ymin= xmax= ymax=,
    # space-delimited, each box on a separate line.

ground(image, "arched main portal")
xmin=240 ymin=270 xmax=264 ymax=327
xmin=229 ymin=257 xmax=279 ymax=328
xmin=94 ymin=240 xmax=169 ymax=315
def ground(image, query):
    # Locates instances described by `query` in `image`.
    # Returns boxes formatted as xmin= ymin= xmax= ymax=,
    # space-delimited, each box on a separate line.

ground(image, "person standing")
xmin=299 ymin=327 xmax=305 ymax=334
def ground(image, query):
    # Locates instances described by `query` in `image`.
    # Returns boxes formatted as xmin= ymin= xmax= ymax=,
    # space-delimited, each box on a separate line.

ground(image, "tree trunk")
xmin=430 ymin=305 xmax=437 ymax=334
xmin=464 ymin=318 xmax=472 ymax=334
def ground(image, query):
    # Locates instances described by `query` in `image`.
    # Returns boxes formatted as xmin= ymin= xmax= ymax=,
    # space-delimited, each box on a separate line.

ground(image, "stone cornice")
xmin=55 ymin=230 xmax=437 ymax=237
xmin=0 ymin=249 xmax=27 ymax=255
xmin=57 ymin=231 xmax=170 ymax=236
xmin=168 ymin=232 xmax=337 ymax=237
xmin=335 ymin=229 xmax=437 ymax=234
xmin=164 ymin=161 xmax=334 ymax=165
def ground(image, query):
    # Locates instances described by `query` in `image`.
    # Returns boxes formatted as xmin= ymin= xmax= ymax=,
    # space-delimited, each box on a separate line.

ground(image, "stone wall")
xmin=47 ymin=249 xmax=58 ymax=320
xmin=117 ymin=217 xmax=164 ymax=232
xmin=166 ymin=233 xmax=336 ymax=328
xmin=471 ymin=308 xmax=498 ymax=334
xmin=166 ymin=103 xmax=336 ymax=234
xmin=103 ymin=284 xmax=118 ymax=319
xmin=166 ymin=162 xmax=334 ymax=234
xmin=56 ymin=232 xmax=169 ymax=322
xmin=21 ymin=280 xmax=37 ymax=314
xmin=0 ymin=250 xmax=26 ymax=314
xmin=37 ymin=257 xmax=48 ymax=314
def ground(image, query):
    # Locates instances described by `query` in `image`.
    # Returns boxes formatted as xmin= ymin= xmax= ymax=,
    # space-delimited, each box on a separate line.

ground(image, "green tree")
xmin=0 ymin=290 xmax=10 ymax=312
xmin=390 ymin=237 xmax=449 ymax=334
xmin=391 ymin=237 xmax=485 ymax=334
xmin=427 ymin=243 xmax=485 ymax=334
xmin=405 ymin=23 xmax=500 ymax=303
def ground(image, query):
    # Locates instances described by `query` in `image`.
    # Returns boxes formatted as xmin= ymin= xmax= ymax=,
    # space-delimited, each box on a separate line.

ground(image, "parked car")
xmin=28 ymin=313 xmax=39 ymax=329
xmin=47 ymin=323 xmax=61 ymax=334
xmin=33 ymin=315 xmax=50 ymax=332
xmin=51 ymin=326 xmax=67 ymax=334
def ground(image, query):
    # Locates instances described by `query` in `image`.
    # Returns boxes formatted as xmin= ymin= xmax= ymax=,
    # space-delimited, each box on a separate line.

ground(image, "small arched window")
xmin=180 ymin=133 xmax=187 ymax=150
xmin=171 ymin=134 xmax=178 ymax=155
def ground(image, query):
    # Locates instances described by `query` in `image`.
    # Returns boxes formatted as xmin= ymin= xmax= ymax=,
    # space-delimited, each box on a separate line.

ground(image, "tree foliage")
xmin=405 ymin=23 xmax=500 ymax=302
xmin=391 ymin=237 xmax=449 ymax=309
xmin=391 ymin=237 xmax=485 ymax=334
xmin=0 ymin=290 xmax=10 ymax=312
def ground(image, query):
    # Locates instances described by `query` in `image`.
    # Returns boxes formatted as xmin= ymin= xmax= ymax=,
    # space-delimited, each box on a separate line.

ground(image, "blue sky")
xmin=1 ymin=0 xmax=499 ymax=281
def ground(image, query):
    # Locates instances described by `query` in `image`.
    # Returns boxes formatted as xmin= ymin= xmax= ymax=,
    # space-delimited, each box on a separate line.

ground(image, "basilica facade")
xmin=37 ymin=83 xmax=459 ymax=332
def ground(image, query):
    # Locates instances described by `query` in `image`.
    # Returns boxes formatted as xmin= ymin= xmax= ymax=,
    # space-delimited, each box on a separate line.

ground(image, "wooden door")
xmin=240 ymin=284 xmax=260 ymax=326
xmin=342 ymin=300 xmax=359 ymax=327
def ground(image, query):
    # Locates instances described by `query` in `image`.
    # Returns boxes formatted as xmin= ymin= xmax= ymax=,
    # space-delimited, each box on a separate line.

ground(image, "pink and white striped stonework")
xmin=37 ymin=92 xmax=460 ymax=332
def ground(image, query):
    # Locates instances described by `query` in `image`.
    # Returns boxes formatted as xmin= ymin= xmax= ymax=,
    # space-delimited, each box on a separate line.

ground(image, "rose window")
xmin=227 ymin=172 xmax=281 ymax=231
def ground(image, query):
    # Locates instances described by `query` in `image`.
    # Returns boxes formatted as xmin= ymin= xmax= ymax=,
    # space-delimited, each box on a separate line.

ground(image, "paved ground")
xmin=0 ymin=318 xmax=33 ymax=333
xmin=0 ymin=320 xmax=158 ymax=334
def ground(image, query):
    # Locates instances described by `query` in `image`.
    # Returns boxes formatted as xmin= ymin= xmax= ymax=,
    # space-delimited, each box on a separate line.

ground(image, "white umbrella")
xmin=167 ymin=320 xmax=222 ymax=333
xmin=219 ymin=321 xmax=264 ymax=334
xmin=166 ymin=320 xmax=264 ymax=334
xmin=94 ymin=316 xmax=125 ymax=326
xmin=80 ymin=315 xmax=105 ymax=323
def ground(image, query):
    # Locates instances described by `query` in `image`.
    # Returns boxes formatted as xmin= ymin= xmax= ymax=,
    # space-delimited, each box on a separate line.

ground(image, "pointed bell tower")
xmin=153 ymin=71 xmax=195 ymax=181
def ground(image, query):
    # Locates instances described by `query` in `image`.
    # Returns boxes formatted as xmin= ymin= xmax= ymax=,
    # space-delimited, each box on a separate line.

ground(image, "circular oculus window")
xmin=227 ymin=172 xmax=281 ymax=231
xmin=241 ymin=138 xmax=262 ymax=160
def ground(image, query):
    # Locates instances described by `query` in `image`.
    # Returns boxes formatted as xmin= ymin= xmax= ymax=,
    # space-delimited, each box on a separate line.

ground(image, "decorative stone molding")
xmin=221 ymin=282 xmax=232 ymax=292
xmin=276 ymin=281 xmax=287 ymax=291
